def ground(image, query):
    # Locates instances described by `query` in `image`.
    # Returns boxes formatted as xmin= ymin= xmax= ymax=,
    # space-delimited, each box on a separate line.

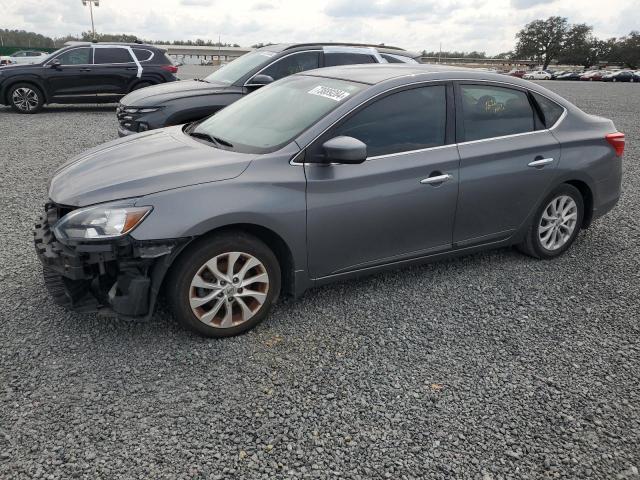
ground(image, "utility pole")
xmin=81 ymin=0 xmax=100 ymax=40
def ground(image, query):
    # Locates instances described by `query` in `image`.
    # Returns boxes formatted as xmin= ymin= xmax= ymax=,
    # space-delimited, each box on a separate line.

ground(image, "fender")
xmin=1 ymin=74 xmax=51 ymax=103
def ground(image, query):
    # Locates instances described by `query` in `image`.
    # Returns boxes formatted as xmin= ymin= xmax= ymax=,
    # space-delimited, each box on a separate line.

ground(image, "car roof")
xmin=63 ymin=41 xmax=159 ymax=48
xmin=261 ymin=43 xmax=406 ymax=53
xmin=299 ymin=63 xmax=503 ymax=85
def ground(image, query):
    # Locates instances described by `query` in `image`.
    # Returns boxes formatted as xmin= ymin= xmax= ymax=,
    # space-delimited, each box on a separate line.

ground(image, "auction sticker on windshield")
xmin=308 ymin=85 xmax=351 ymax=102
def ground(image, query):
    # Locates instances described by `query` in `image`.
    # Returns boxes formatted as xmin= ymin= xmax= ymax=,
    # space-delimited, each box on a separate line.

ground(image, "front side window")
xmin=324 ymin=52 xmax=377 ymax=67
xmin=260 ymin=52 xmax=320 ymax=81
xmin=56 ymin=48 xmax=91 ymax=65
xmin=192 ymin=75 xmax=365 ymax=153
xmin=13 ymin=51 xmax=26 ymax=57
xmin=460 ymin=85 xmax=534 ymax=142
xmin=331 ymin=85 xmax=447 ymax=157
xmin=94 ymin=48 xmax=134 ymax=64
xmin=531 ymin=92 xmax=564 ymax=128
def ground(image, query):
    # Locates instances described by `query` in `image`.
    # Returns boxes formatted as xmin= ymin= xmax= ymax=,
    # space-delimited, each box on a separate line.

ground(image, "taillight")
xmin=605 ymin=132 xmax=625 ymax=157
xmin=161 ymin=65 xmax=178 ymax=73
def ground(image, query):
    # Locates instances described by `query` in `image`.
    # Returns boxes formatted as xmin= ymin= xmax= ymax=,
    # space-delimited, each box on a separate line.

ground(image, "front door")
xmin=453 ymin=83 xmax=561 ymax=245
xmin=45 ymin=47 xmax=96 ymax=99
xmin=305 ymin=83 xmax=460 ymax=278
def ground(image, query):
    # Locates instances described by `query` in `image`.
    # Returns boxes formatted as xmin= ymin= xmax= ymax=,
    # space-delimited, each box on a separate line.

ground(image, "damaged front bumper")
xmin=34 ymin=203 xmax=188 ymax=320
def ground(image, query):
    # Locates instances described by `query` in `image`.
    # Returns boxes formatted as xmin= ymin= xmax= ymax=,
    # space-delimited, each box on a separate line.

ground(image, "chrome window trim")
xmin=290 ymin=77 xmax=568 ymax=166
xmin=244 ymin=50 xmax=322 ymax=87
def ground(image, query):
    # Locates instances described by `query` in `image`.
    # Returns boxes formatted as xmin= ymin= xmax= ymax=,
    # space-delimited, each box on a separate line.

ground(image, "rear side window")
xmin=531 ymin=92 xmax=564 ymax=128
xmin=56 ymin=48 xmax=91 ymax=65
xmin=381 ymin=54 xmax=404 ymax=63
xmin=324 ymin=52 xmax=377 ymax=67
xmin=94 ymin=48 xmax=134 ymax=64
xmin=332 ymin=85 xmax=447 ymax=157
xmin=132 ymin=48 xmax=154 ymax=62
xmin=261 ymin=51 xmax=320 ymax=81
xmin=460 ymin=85 xmax=534 ymax=142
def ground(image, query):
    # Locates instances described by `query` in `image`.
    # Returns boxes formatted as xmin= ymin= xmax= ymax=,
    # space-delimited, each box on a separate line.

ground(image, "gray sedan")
xmin=35 ymin=64 xmax=624 ymax=337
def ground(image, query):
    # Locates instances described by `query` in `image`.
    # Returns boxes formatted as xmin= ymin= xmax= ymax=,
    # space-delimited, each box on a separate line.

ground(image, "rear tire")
xmin=166 ymin=232 xmax=281 ymax=338
xmin=518 ymin=184 xmax=584 ymax=259
xmin=9 ymin=83 xmax=44 ymax=113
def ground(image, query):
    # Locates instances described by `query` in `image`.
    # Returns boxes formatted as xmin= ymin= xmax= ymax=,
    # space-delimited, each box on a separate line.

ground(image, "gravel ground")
xmin=1 ymin=79 xmax=639 ymax=480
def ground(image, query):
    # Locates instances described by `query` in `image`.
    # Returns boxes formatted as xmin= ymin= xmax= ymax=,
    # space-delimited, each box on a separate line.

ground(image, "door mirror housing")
xmin=247 ymin=74 xmax=274 ymax=87
xmin=322 ymin=136 xmax=367 ymax=164
xmin=49 ymin=59 xmax=61 ymax=69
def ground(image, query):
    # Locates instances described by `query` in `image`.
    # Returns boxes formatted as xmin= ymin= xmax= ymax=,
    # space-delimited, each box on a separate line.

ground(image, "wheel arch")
xmin=164 ymin=223 xmax=297 ymax=298
xmin=564 ymin=179 xmax=594 ymax=228
xmin=3 ymin=77 xmax=49 ymax=104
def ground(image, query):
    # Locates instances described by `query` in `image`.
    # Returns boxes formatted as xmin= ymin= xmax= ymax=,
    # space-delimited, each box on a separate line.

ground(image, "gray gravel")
xmin=1 ymin=80 xmax=639 ymax=479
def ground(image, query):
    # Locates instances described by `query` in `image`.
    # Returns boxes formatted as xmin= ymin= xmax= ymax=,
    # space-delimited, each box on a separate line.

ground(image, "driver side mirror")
xmin=322 ymin=136 xmax=367 ymax=164
xmin=49 ymin=59 xmax=61 ymax=69
xmin=247 ymin=74 xmax=274 ymax=87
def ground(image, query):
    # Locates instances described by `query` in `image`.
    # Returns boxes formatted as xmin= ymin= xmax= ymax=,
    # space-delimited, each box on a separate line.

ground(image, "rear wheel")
xmin=9 ymin=83 xmax=44 ymax=113
xmin=167 ymin=232 xmax=281 ymax=337
xmin=518 ymin=184 xmax=584 ymax=259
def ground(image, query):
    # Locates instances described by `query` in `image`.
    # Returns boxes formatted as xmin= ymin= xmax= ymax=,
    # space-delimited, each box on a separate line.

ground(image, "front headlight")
xmin=53 ymin=204 xmax=152 ymax=242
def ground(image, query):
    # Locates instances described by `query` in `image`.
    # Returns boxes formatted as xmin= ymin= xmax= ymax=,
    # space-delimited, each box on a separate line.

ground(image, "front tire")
xmin=518 ymin=184 xmax=584 ymax=259
xmin=9 ymin=83 xmax=44 ymax=113
xmin=166 ymin=232 xmax=281 ymax=337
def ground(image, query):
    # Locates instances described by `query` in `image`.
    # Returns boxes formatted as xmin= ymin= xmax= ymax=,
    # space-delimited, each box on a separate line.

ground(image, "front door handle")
xmin=528 ymin=157 xmax=554 ymax=168
xmin=420 ymin=173 xmax=453 ymax=185
xmin=79 ymin=68 xmax=92 ymax=72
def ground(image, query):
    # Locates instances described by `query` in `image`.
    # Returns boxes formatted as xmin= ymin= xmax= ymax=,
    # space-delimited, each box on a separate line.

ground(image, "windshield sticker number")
xmin=308 ymin=85 xmax=351 ymax=102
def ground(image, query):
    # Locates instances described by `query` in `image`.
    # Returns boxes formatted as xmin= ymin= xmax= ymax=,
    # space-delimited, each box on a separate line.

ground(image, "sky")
xmin=1 ymin=0 xmax=638 ymax=54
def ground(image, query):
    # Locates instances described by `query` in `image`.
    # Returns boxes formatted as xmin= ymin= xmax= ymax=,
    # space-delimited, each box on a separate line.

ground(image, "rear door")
xmin=44 ymin=47 xmax=95 ymax=99
xmin=453 ymin=82 xmax=561 ymax=246
xmin=305 ymin=83 xmax=460 ymax=278
xmin=91 ymin=46 xmax=139 ymax=95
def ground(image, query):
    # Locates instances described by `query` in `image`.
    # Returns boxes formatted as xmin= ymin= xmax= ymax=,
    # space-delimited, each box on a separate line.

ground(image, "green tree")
xmin=559 ymin=23 xmax=600 ymax=68
xmin=515 ymin=16 xmax=568 ymax=68
xmin=615 ymin=31 xmax=640 ymax=68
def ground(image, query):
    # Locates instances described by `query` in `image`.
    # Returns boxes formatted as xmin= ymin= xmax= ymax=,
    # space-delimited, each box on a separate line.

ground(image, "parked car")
xmin=581 ymin=70 xmax=611 ymax=81
xmin=35 ymin=65 xmax=624 ymax=337
xmin=602 ymin=70 xmax=638 ymax=82
xmin=523 ymin=70 xmax=552 ymax=80
xmin=0 ymin=42 xmax=178 ymax=113
xmin=556 ymin=71 xmax=581 ymax=81
xmin=551 ymin=70 xmax=567 ymax=79
xmin=116 ymin=43 xmax=421 ymax=136
xmin=0 ymin=50 xmax=49 ymax=65
xmin=507 ymin=69 xmax=527 ymax=78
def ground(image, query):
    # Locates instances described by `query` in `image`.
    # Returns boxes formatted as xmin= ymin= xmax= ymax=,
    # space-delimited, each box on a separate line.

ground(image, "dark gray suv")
xmin=35 ymin=65 xmax=623 ymax=337
xmin=116 ymin=43 xmax=420 ymax=136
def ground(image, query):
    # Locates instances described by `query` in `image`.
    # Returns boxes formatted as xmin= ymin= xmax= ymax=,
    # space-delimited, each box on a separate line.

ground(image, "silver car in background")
xmin=35 ymin=64 xmax=624 ymax=337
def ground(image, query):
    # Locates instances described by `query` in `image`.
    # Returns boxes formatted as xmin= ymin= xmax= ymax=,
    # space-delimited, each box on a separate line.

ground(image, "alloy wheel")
xmin=189 ymin=251 xmax=269 ymax=328
xmin=538 ymin=195 xmax=578 ymax=251
xmin=12 ymin=87 xmax=39 ymax=112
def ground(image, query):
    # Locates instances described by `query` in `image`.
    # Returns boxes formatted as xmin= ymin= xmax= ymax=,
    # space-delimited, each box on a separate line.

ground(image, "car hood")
xmin=49 ymin=126 xmax=255 ymax=207
xmin=120 ymin=79 xmax=243 ymax=106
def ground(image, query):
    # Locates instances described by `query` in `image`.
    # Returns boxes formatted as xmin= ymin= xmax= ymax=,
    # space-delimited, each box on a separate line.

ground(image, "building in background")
xmin=157 ymin=45 xmax=252 ymax=65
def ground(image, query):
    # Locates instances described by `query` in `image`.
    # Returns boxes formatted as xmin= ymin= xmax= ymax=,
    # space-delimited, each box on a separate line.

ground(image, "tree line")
xmin=514 ymin=17 xmax=639 ymax=69
xmin=2 ymin=17 xmax=638 ymax=68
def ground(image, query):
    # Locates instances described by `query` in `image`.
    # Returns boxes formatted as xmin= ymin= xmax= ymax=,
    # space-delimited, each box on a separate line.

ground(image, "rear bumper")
xmin=34 ymin=203 xmax=187 ymax=319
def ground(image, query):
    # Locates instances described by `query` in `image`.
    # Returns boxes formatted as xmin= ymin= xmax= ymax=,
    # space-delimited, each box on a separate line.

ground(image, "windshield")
xmin=192 ymin=75 xmax=366 ymax=153
xmin=204 ymin=50 xmax=276 ymax=84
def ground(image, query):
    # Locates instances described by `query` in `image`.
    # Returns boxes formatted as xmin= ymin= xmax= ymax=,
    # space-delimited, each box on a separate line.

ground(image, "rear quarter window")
xmin=531 ymin=92 xmax=565 ymax=128
xmin=132 ymin=48 xmax=154 ymax=62
xmin=324 ymin=53 xmax=377 ymax=67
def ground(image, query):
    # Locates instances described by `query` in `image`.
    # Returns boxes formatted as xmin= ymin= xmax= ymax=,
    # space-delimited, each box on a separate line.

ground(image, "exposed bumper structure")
xmin=34 ymin=203 xmax=186 ymax=319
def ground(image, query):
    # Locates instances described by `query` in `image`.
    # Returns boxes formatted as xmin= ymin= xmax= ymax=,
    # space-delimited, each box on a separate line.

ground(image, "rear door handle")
xmin=528 ymin=157 xmax=554 ymax=168
xmin=420 ymin=173 xmax=453 ymax=185
xmin=79 ymin=68 xmax=92 ymax=72
xmin=126 ymin=67 xmax=137 ymax=70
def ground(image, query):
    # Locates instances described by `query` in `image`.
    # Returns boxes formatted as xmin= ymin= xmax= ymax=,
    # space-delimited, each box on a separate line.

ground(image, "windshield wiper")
xmin=189 ymin=130 xmax=234 ymax=149
xmin=188 ymin=131 xmax=220 ymax=146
